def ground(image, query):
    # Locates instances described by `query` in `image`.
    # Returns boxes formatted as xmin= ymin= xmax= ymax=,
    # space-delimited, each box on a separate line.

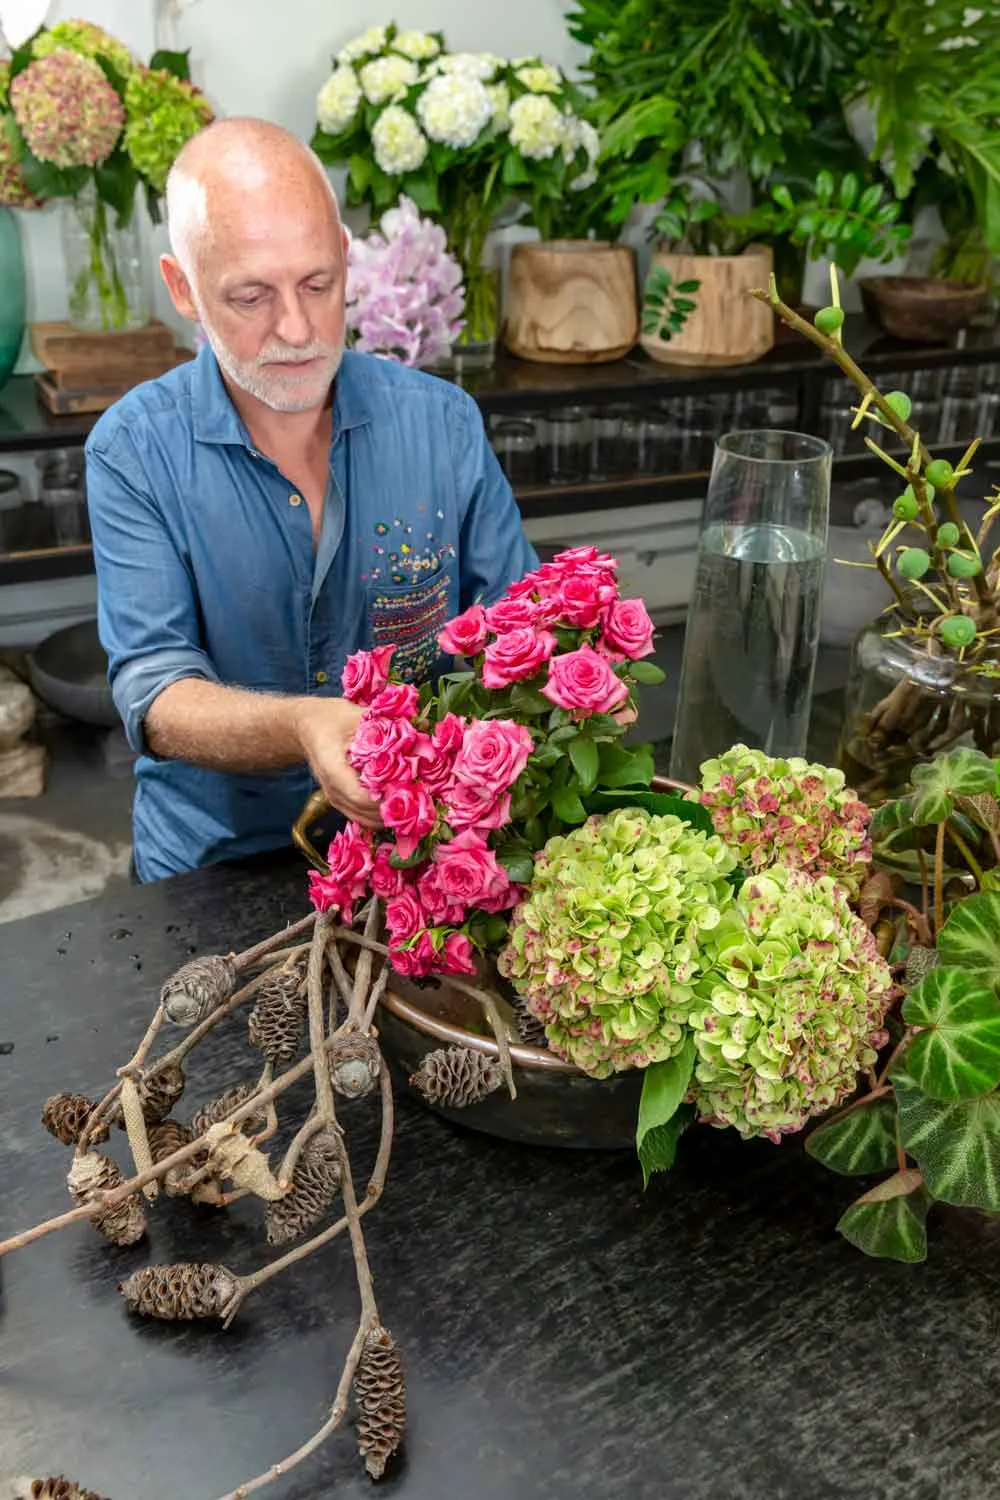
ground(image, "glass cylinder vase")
xmin=0 ymin=207 xmax=26 ymax=390
xmin=670 ymin=430 xmax=832 ymax=784
xmin=837 ymin=615 xmax=1000 ymax=806
xmin=451 ymin=262 xmax=500 ymax=371
xmin=61 ymin=184 xmax=149 ymax=333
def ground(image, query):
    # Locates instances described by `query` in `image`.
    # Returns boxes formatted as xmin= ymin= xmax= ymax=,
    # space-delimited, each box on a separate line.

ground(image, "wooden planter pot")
xmin=502 ymin=240 xmax=638 ymax=365
xmin=641 ymin=244 xmax=774 ymax=368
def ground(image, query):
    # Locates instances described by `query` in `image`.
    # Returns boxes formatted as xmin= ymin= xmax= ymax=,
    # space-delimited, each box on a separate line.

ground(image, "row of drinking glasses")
xmin=0 ymin=449 xmax=90 ymax=554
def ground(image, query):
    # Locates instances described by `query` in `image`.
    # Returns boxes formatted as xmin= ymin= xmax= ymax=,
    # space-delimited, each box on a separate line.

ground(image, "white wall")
xmin=10 ymin=0 xmax=583 ymax=358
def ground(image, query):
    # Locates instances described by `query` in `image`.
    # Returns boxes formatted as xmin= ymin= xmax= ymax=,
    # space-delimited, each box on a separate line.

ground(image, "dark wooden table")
xmin=2 ymin=848 xmax=1000 ymax=1500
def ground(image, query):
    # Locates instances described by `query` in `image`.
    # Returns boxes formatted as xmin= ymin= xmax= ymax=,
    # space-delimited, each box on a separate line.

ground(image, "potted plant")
xmin=0 ymin=21 xmax=213 ymax=332
xmin=310 ymin=26 xmax=599 ymax=369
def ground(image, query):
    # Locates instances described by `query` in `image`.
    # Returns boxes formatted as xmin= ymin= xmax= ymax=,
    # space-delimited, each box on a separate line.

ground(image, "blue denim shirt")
xmin=85 ymin=346 xmax=537 ymax=882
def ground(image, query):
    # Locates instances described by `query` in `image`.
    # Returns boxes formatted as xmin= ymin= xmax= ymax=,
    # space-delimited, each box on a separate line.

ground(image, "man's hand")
xmin=293 ymin=697 xmax=381 ymax=828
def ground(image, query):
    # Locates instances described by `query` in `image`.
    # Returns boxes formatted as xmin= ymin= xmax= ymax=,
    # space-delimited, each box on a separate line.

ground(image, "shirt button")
xmin=315 ymin=670 xmax=329 ymax=684
xmin=289 ymin=493 xmax=303 ymax=507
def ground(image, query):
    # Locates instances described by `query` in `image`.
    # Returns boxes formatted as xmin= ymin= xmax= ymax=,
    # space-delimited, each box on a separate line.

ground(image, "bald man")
xmin=85 ymin=118 xmax=536 ymax=882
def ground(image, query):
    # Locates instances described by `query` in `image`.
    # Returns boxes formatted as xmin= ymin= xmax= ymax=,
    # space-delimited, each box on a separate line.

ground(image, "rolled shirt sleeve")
xmin=85 ymin=438 xmax=219 ymax=755
xmin=448 ymin=390 xmax=538 ymax=608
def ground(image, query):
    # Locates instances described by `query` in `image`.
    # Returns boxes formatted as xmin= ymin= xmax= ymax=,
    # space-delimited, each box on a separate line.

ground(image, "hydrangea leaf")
xmin=836 ymin=1170 xmax=929 ymax=1262
xmin=637 ymin=1037 xmax=696 ymax=1187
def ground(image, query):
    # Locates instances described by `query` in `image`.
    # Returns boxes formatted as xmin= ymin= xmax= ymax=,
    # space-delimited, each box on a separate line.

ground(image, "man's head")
xmin=162 ymin=118 xmax=348 ymax=414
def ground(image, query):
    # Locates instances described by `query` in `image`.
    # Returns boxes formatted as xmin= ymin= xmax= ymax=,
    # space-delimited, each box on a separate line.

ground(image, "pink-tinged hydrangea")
xmin=499 ymin=808 xmax=739 ymax=1077
xmin=0 ymin=116 xmax=44 ymax=207
xmin=11 ymin=49 xmax=124 ymax=168
xmin=694 ymin=743 xmax=872 ymax=897
xmin=347 ymin=195 xmax=464 ymax=367
xmin=32 ymin=21 xmax=134 ymax=76
xmin=688 ymin=865 xmax=893 ymax=1141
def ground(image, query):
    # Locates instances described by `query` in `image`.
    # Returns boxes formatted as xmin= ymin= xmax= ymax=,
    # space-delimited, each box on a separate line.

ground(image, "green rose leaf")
xmin=628 ymin=660 xmax=666 ymax=685
xmin=529 ymin=741 xmax=564 ymax=769
xmin=895 ymin=1071 xmax=1000 ymax=1210
xmin=510 ymin=683 xmax=553 ymax=716
xmin=636 ymin=1036 xmax=696 ymax=1187
xmin=901 ymin=967 xmax=1000 ymax=1098
xmin=496 ymin=848 xmax=535 ymax=885
xmin=585 ymin=712 xmax=627 ymax=737
xmin=937 ymin=891 xmax=1000 ymax=974
xmin=597 ymin=743 xmax=655 ymax=789
xmin=910 ymin=748 xmax=996 ymax=825
xmin=568 ymin=735 xmax=599 ymax=793
xmin=836 ymin=1169 xmax=929 ymax=1262
xmin=550 ymin=787 xmax=587 ymax=825
xmin=805 ymin=1095 xmax=899 ymax=1176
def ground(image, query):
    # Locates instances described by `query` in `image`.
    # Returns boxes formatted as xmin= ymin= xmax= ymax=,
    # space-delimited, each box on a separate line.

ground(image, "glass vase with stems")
xmin=61 ymin=183 xmax=148 ymax=333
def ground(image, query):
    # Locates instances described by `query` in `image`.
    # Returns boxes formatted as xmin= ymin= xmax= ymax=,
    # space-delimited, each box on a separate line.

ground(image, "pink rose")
xmin=417 ymin=864 xmax=466 ymax=925
xmin=434 ymin=829 xmax=511 ymax=909
xmin=484 ymin=597 xmax=539 ymax=633
xmin=453 ymin=719 xmax=533 ymax=795
xmin=390 ymin=930 xmax=438 ymax=978
xmin=386 ymin=889 xmax=426 ymax=942
xmin=440 ymin=930 xmax=478 ymax=976
xmin=341 ymin=645 xmax=395 ymax=704
xmin=482 ymin=627 xmax=557 ymax=690
xmin=445 ymin=781 xmax=512 ymax=834
xmin=358 ymin=745 xmax=415 ymax=797
xmin=602 ymin=598 xmax=655 ymax=660
xmin=438 ymin=604 xmax=488 ymax=657
xmin=542 ymin=644 xmax=629 ymax=716
xmin=370 ymin=841 xmax=409 ymax=899
xmin=348 ymin=714 xmax=413 ymax=770
xmin=434 ymin=713 xmax=467 ymax=755
xmin=307 ymin=821 xmax=373 ymax=923
xmin=503 ymin=571 xmax=544 ymax=601
xmin=370 ymin=683 xmax=419 ymax=720
xmin=552 ymin=545 xmax=618 ymax=574
xmin=555 ymin=573 xmax=618 ymax=629
xmin=381 ymin=783 xmax=437 ymax=859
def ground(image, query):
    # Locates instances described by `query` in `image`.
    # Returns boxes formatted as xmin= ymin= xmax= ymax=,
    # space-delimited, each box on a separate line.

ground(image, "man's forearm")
xmin=144 ymin=678 xmax=311 ymax=772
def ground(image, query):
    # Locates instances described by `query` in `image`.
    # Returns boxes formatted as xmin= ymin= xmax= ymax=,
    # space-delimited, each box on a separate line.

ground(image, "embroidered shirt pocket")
xmin=368 ymin=566 xmax=455 ymax=683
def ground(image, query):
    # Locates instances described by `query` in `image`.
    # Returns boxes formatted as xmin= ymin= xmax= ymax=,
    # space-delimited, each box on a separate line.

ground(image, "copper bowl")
xmin=858 ymin=275 xmax=988 ymax=344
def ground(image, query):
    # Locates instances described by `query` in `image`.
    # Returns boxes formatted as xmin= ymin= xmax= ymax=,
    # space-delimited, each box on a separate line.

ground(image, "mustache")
xmin=257 ymin=343 xmax=337 ymax=367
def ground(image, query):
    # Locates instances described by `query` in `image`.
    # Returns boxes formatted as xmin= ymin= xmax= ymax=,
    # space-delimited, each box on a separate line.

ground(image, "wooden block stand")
xmin=29 ymin=320 xmax=193 ymax=415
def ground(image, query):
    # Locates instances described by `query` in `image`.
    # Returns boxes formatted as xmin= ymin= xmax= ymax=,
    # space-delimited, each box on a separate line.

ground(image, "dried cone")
xmin=247 ymin=969 xmax=307 ymax=1066
xmin=410 ymin=1046 xmax=502 ymax=1109
xmin=510 ymin=995 xmax=548 ymax=1049
xmin=118 ymin=1261 xmax=237 ymax=1321
xmin=7 ymin=1479 xmax=109 ymax=1500
xmin=330 ymin=1031 xmax=382 ymax=1100
xmin=40 ymin=1092 xmax=107 ymax=1147
xmin=136 ymin=1063 xmax=186 ymax=1124
xmin=354 ymin=1325 xmax=406 ymax=1479
xmin=147 ymin=1119 xmax=197 ymax=1196
xmin=67 ymin=1152 xmax=146 ymax=1247
xmin=190 ymin=1082 xmax=266 ymax=1139
xmin=161 ymin=953 xmax=237 ymax=1027
xmin=265 ymin=1128 xmax=341 ymax=1246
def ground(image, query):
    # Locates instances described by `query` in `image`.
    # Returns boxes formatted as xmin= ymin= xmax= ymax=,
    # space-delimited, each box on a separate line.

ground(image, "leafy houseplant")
xmin=0 ymin=22 xmax=212 ymax=330
xmin=310 ymin=25 xmax=599 ymax=363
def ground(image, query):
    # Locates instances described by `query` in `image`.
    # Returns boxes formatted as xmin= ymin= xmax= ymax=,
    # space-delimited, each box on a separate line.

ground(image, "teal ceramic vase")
xmin=0 ymin=207 xmax=26 ymax=390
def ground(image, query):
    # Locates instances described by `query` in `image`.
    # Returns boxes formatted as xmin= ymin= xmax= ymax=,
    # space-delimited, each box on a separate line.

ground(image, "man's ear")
xmin=160 ymin=253 xmax=199 ymax=321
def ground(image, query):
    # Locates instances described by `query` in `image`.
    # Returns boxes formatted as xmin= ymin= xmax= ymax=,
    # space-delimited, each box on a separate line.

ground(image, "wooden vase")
xmin=502 ymin=240 xmax=639 ymax=365
xmin=641 ymin=245 xmax=774 ymax=368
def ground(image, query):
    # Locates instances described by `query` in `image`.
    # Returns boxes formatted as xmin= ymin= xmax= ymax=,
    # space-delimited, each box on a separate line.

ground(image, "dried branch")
xmin=277 ymin=1113 xmax=326 ymax=1190
xmin=309 ymin=915 xmax=337 ymax=1124
xmin=233 ymin=912 xmax=317 ymax=972
xmin=327 ymin=939 xmax=355 ymax=1017
xmin=348 ymin=901 xmax=381 ymax=1029
xmin=362 ymin=964 xmax=391 ymax=1031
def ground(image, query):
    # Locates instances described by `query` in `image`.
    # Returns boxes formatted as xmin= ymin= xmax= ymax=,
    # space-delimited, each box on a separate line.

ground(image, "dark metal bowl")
xmin=28 ymin=619 xmax=117 ymax=727
xmin=859 ymin=275 xmax=988 ymax=344
xmin=377 ymin=978 xmax=642 ymax=1150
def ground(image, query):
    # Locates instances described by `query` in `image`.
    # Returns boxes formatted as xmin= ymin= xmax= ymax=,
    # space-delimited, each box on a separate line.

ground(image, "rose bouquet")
xmin=0 ymin=22 xmax=213 ymax=328
xmin=310 ymin=23 xmax=600 ymax=353
xmin=308 ymin=546 xmax=664 ymax=977
xmin=346 ymin=195 xmax=465 ymax=366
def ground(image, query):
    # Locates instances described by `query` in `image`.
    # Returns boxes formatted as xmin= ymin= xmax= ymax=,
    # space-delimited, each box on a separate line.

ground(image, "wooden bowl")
xmin=858 ymin=276 xmax=988 ymax=344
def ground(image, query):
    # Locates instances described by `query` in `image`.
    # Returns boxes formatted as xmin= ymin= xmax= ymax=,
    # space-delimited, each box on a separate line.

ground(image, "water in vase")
xmin=669 ymin=521 xmax=826 ymax=782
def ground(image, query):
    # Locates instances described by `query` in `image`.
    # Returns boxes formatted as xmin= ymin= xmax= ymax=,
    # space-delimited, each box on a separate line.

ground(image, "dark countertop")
xmin=4 ymin=839 xmax=1000 ymax=1500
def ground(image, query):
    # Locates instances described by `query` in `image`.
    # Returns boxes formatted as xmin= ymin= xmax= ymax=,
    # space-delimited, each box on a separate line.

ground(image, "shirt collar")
xmin=191 ymin=345 xmax=374 ymax=446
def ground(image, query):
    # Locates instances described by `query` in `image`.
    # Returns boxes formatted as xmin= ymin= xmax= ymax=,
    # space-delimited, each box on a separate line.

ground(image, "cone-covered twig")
xmin=190 ymin=1082 xmax=267 ymax=1139
xmin=410 ymin=1046 xmax=503 ymax=1108
xmin=118 ymin=1261 xmax=238 ymax=1321
xmin=265 ymin=1127 xmax=341 ymax=1246
xmin=329 ymin=1031 xmax=382 ymax=1100
xmin=41 ymin=1093 xmax=107 ymax=1147
xmin=247 ymin=969 xmax=307 ymax=1066
xmin=5 ymin=1478 xmax=110 ymax=1500
xmin=354 ymin=1324 xmax=406 ymax=1479
xmin=66 ymin=1153 xmax=146 ymax=1247
xmin=161 ymin=954 xmax=238 ymax=1027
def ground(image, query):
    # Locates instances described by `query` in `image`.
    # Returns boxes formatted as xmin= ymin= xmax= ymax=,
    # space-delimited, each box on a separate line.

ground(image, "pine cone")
xmin=118 ymin=1261 xmax=237 ymax=1321
xmin=6 ymin=1478 xmax=109 ymax=1500
xmin=509 ymin=995 xmax=548 ymax=1049
xmin=330 ymin=1031 xmax=382 ymax=1100
xmin=190 ymin=1082 xmax=266 ymax=1139
xmin=161 ymin=953 xmax=237 ymax=1027
xmin=264 ymin=1128 xmax=341 ymax=1246
xmin=40 ymin=1092 xmax=107 ymax=1147
xmin=354 ymin=1325 xmax=406 ymax=1479
xmin=247 ymin=970 xmax=307 ymax=1066
xmin=409 ymin=1047 xmax=502 ymax=1109
xmin=147 ymin=1119 xmax=198 ymax=1196
xmin=136 ymin=1063 xmax=186 ymax=1124
xmin=67 ymin=1153 xmax=146 ymax=1247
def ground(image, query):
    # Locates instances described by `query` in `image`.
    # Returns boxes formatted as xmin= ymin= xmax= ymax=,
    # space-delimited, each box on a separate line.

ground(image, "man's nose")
xmin=274 ymin=292 xmax=311 ymax=348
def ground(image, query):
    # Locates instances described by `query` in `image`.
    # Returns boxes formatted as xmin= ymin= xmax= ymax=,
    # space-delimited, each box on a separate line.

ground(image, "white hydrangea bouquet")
xmin=311 ymin=23 xmax=600 ymax=357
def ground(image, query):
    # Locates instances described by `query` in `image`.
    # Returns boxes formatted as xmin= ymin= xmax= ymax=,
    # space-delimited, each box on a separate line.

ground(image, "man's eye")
xmin=306 ymin=282 xmax=331 ymax=294
xmin=234 ymin=293 xmax=265 ymax=308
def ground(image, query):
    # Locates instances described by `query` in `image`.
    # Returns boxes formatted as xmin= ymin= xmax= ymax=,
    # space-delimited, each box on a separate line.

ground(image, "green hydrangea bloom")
xmin=695 ymin=743 xmax=872 ymax=896
xmin=123 ymin=67 xmax=213 ymax=193
xmin=33 ymin=21 xmax=134 ymax=78
xmin=498 ymin=808 xmax=738 ymax=1078
xmin=689 ymin=864 xmax=893 ymax=1141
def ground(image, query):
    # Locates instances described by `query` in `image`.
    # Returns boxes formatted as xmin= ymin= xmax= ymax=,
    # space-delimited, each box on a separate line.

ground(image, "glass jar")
xmin=838 ymin=614 xmax=1000 ymax=806
xmin=0 ymin=469 xmax=24 ymax=553
xmin=490 ymin=418 xmax=538 ymax=488
xmin=589 ymin=407 xmax=626 ymax=481
xmin=545 ymin=406 xmax=590 ymax=485
xmin=61 ymin=183 xmax=149 ymax=332
xmin=36 ymin=449 xmax=88 ymax=545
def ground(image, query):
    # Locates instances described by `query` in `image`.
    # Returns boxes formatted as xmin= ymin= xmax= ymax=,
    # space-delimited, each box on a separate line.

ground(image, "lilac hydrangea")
xmin=346 ymin=196 xmax=464 ymax=367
